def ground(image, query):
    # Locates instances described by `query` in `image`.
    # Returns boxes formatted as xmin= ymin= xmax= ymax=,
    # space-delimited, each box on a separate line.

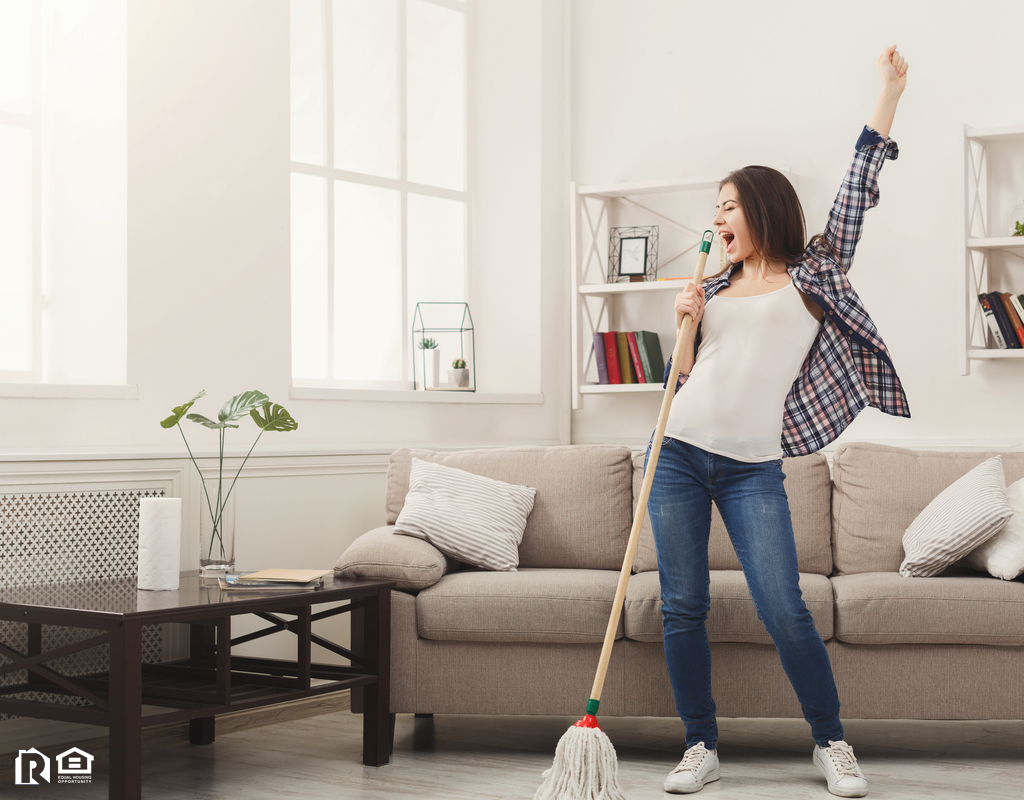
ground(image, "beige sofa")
xmin=336 ymin=442 xmax=1024 ymax=722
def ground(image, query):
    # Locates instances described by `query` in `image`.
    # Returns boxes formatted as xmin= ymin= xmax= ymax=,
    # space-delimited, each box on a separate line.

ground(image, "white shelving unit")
xmin=960 ymin=124 xmax=1024 ymax=374
xmin=569 ymin=176 xmax=727 ymax=409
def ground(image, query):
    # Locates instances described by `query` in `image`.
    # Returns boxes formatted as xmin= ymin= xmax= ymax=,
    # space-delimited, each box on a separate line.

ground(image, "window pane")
xmin=333 ymin=0 xmax=398 ymax=178
xmin=0 ymin=124 xmax=33 ymax=372
xmin=334 ymin=180 xmax=401 ymax=381
xmin=291 ymin=173 xmax=328 ymax=379
xmin=407 ymin=193 xmax=465 ymax=374
xmin=407 ymin=0 xmax=464 ymax=191
xmin=41 ymin=0 xmax=127 ymax=385
xmin=0 ymin=0 xmax=32 ymax=116
xmin=290 ymin=0 xmax=324 ymax=165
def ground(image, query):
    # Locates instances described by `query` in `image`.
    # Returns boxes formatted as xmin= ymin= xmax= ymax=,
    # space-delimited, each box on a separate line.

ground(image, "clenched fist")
xmin=878 ymin=44 xmax=908 ymax=94
xmin=675 ymin=282 xmax=705 ymax=333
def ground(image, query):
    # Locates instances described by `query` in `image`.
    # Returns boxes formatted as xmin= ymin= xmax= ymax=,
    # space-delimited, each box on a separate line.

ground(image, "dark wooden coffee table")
xmin=0 ymin=572 xmax=394 ymax=800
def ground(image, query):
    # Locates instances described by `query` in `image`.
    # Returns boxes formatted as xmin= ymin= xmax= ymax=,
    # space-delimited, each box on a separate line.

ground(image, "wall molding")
xmin=0 ymin=467 xmax=184 ymax=495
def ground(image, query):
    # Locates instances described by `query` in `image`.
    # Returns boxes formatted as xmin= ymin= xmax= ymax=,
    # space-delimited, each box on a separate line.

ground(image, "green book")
xmin=635 ymin=331 xmax=665 ymax=384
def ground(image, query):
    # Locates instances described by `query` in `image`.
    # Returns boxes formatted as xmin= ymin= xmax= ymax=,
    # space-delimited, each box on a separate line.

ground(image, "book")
xmin=602 ymin=331 xmax=622 ymax=383
xmin=988 ymin=292 xmax=1021 ymax=348
xmin=1012 ymin=294 xmax=1024 ymax=334
xmin=625 ymin=332 xmax=646 ymax=383
xmin=979 ymin=294 xmax=1008 ymax=348
xmin=219 ymin=572 xmax=325 ymax=591
xmin=234 ymin=568 xmax=333 ymax=583
xmin=635 ymin=331 xmax=665 ymax=383
xmin=616 ymin=332 xmax=635 ymax=383
xmin=1000 ymin=292 xmax=1024 ymax=347
xmin=592 ymin=332 xmax=609 ymax=384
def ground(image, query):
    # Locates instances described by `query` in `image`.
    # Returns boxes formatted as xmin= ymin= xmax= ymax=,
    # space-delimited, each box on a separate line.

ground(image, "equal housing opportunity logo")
xmin=15 ymin=747 xmax=94 ymax=786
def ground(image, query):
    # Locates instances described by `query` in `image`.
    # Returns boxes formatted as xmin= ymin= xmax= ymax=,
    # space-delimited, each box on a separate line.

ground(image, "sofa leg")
xmin=389 ymin=713 xmax=396 ymax=753
xmin=412 ymin=712 xmax=436 ymax=752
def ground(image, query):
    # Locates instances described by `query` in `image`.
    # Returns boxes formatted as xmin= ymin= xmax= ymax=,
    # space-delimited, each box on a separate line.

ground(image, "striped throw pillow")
xmin=900 ymin=456 xmax=1013 ymax=578
xmin=393 ymin=458 xmax=537 ymax=571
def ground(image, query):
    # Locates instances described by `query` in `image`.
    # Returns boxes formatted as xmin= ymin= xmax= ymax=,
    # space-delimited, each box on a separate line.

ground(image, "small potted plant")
xmin=1011 ymin=197 xmax=1024 ymax=236
xmin=417 ymin=337 xmax=440 ymax=388
xmin=448 ymin=357 xmax=470 ymax=388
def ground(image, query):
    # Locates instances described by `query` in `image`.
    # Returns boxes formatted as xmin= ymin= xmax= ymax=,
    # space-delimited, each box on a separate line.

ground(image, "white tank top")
xmin=665 ymin=280 xmax=821 ymax=462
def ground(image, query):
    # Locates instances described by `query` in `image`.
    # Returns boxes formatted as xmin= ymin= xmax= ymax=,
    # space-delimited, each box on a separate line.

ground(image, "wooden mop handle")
xmin=588 ymin=230 xmax=714 ymax=706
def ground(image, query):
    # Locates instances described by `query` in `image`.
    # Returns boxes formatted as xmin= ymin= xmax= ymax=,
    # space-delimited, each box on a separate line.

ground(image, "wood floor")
xmin=2 ymin=702 xmax=1022 ymax=798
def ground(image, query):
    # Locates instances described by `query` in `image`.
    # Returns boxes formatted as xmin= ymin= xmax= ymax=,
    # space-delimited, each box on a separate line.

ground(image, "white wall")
xmin=569 ymin=0 xmax=1024 ymax=448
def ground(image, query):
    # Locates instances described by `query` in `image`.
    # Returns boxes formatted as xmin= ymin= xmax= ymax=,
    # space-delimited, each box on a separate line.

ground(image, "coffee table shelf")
xmin=0 ymin=572 xmax=394 ymax=800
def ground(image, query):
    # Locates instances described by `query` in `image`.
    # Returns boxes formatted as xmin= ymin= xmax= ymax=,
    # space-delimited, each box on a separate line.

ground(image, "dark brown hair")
xmin=710 ymin=166 xmax=834 ymax=278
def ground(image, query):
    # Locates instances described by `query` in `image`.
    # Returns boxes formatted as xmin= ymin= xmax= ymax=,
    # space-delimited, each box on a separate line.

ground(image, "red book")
xmin=602 ymin=332 xmax=622 ymax=383
xmin=1000 ymin=292 xmax=1024 ymax=347
xmin=625 ymin=332 xmax=646 ymax=383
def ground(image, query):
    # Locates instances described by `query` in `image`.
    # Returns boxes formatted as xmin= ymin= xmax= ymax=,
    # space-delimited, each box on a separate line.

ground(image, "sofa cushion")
xmin=334 ymin=525 xmax=459 ymax=591
xmin=394 ymin=458 xmax=537 ymax=571
xmin=622 ymin=569 xmax=833 ymax=644
xmin=959 ymin=476 xmax=1024 ymax=581
xmin=899 ymin=456 xmax=1011 ymax=578
xmin=387 ymin=446 xmax=634 ymax=570
xmin=632 ymin=451 xmax=833 ymax=575
xmin=832 ymin=572 xmax=1024 ymax=645
xmin=415 ymin=568 xmax=625 ymax=643
xmin=832 ymin=443 xmax=1024 ymax=575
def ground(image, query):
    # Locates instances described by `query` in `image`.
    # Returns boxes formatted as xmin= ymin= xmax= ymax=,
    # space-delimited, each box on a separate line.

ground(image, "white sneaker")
xmin=664 ymin=741 xmax=720 ymax=794
xmin=813 ymin=739 xmax=868 ymax=797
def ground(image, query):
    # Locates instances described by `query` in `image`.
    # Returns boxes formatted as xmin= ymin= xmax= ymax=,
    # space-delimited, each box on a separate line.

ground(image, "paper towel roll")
xmin=137 ymin=498 xmax=182 ymax=591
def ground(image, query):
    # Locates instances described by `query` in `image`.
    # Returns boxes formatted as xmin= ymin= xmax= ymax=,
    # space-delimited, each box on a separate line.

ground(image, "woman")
xmin=646 ymin=46 xmax=910 ymax=797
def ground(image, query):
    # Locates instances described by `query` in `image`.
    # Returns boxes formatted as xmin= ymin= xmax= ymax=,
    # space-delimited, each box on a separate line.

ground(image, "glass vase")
xmin=199 ymin=491 xmax=235 ymax=576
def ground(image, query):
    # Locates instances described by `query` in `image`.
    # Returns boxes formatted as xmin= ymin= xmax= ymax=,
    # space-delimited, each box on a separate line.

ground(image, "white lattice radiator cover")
xmin=0 ymin=490 xmax=167 ymax=719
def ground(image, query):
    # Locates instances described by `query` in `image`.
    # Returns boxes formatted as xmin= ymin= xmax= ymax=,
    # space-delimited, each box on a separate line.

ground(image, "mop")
xmin=534 ymin=230 xmax=714 ymax=800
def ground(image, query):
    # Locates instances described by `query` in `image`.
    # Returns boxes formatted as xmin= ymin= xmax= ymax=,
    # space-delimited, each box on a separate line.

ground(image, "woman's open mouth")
xmin=721 ymin=233 xmax=735 ymax=253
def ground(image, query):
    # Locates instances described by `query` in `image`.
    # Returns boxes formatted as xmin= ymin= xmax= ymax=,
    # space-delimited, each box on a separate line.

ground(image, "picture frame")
xmin=619 ymin=237 xmax=648 ymax=276
xmin=609 ymin=226 xmax=659 ymax=282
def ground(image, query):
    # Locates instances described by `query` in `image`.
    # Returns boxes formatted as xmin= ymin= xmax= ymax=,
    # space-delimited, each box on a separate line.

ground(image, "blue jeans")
xmin=644 ymin=436 xmax=844 ymax=750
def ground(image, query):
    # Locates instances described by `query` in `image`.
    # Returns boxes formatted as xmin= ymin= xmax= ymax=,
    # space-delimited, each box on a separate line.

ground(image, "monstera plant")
xmin=161 ymin=390 xmax=298 ymax=572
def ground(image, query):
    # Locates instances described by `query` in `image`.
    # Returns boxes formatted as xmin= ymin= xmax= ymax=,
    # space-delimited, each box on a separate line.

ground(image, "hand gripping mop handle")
xmin=580 ymin=230 xmax=714 ymax=726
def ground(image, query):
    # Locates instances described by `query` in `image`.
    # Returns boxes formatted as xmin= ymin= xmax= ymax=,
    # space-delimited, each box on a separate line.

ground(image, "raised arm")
xmin=814 ymin=46 xmax=909 ymax=273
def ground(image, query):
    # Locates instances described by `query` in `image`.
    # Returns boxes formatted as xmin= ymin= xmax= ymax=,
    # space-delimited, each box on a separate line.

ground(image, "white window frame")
xmin=0 ymin=0 xmax=132 ymax=398
xmin=0 ymin=0 xmax=42 ymax=383
xmin=290 ymin=0 xmax=474 ymax=392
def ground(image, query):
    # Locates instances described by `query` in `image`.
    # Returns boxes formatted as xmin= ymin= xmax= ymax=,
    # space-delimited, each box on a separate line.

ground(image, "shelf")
xmin=578 ymin=280 xmax=694 ymax=297
xmin=967 ymin=237 xmax=1024 ymax=249
xmin=580 ymin=383 xmax=666 ymax=394
xmin=965 ymin=124 xmax=1024 ymax=143
xmin=960 ymin=123 xmax=1024 ymax=375
xmin=576 ymin=176 xmax=723 ymax=198
xmin=967 ymin=349 xmax=1024 ymax=359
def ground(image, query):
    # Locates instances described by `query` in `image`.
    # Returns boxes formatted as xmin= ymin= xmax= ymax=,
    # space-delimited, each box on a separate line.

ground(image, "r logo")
xmin=15 ymin=748 xmax=51 ymax=785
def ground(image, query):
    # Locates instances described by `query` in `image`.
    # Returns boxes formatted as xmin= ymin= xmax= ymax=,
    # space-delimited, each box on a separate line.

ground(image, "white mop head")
xmin=533 ymin=723 xmax=628 ymax=800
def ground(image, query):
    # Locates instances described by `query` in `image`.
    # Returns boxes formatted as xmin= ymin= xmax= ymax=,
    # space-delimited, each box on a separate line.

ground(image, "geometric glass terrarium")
xmin=411 ymin=302 xmax=476 ymax=391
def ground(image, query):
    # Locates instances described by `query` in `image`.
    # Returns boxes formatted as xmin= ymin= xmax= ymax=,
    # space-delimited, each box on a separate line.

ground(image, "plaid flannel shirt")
xmin=665 ymin=125 xmax=911 ymax=457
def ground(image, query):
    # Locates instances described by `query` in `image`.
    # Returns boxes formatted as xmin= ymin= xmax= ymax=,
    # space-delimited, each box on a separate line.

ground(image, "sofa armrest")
xmin=334 ymin=525 xmax=458 ymax=591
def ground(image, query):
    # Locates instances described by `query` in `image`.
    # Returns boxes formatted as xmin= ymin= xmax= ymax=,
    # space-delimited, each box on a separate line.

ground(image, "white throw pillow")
xmin=900 ymin=456 xmax=1013 ymax=578
xmin=957 ymin=476 xmax=1024 ymax=580
xmin=393 ymin=458 xmax=537 ymax=571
